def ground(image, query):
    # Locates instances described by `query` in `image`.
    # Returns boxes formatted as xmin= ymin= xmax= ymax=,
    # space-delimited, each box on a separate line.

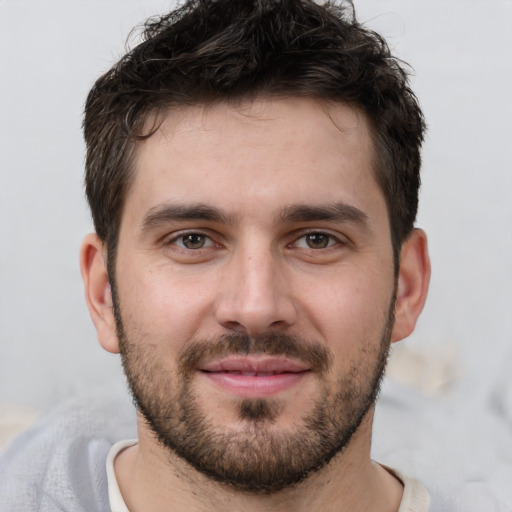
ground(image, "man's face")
xmin=112 ymin=98 xmax=397 ymax=493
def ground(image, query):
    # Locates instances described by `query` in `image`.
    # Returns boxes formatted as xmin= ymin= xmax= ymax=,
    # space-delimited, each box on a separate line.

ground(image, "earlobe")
xmin=391 ymin=229 xmax=431 ymax=343
xmin=80 ymin=233 xmax=120 ymax=354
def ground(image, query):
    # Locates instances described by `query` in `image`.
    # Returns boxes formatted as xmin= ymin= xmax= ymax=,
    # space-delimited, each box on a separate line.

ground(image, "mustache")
xmin=178 ymin=333 xmax=332 ymax=375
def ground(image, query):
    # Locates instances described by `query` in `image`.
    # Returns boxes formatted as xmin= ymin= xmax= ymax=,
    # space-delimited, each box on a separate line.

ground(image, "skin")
xmin=81 ymin=97 xmax=430 ymax=512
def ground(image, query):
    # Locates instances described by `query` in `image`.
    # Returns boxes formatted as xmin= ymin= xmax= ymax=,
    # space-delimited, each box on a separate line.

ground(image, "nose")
xmin=214 ymin=244 xmax=297 ymax=335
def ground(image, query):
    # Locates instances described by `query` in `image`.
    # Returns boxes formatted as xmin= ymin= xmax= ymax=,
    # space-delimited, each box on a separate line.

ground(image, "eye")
xmin=295 ymin=232 xmax=338 ymax=249
xmin=173 ymin=233 xmax=214 ymax=250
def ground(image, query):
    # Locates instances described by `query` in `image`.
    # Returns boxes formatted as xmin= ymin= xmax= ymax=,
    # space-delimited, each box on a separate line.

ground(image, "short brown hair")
xmin=84 ymin=0 xmax=425 ymax=268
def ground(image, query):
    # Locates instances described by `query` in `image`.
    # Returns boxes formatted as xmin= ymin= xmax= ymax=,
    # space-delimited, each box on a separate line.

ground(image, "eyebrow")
xmin=140 ymin=203 xmax=236 ymax=231
xmin=140 ymin=201 xmax=369 ymax=233
xmin=277 ymin=203 xmax=369 ymax=227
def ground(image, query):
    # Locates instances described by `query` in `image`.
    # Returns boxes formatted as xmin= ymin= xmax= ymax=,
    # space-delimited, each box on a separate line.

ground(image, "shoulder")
xmin=0 ymin=394 xmax=136 ymax=512
xmin=374 ymin=379 xmax=512 ymax=512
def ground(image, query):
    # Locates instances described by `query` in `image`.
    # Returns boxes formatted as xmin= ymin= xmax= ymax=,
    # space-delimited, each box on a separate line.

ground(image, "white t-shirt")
xmin=107 ymin=440 xmax=136 ymax=512
xmin=106 ymin=440 xmax=430 ymax=512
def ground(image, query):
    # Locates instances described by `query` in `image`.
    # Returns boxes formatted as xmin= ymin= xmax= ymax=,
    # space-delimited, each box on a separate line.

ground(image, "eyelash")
xmin=291 ymin=232 xmax=341 ymax=250
xmin=165 ymin=230 xmax=344 ymax=252
xmin=165 ymin=232 xmax=216 ymax=250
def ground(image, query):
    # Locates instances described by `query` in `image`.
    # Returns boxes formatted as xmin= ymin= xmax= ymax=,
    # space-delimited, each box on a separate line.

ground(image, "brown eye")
xmin=181 ymin=234 xmax=207 ymax=249
xmin=305 ymin=233 xmax=331 ymax=249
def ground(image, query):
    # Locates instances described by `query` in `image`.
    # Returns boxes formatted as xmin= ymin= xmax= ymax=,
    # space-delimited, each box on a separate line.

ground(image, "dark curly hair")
xmin=84 ymin=0 xmax=425 ymax=270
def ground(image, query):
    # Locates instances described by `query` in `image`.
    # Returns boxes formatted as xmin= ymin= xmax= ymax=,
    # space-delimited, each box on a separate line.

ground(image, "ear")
xmin=80 ymin=233 xmax=120 ymax=354
xmin=391 ymin=228 xmax=431 ymax=343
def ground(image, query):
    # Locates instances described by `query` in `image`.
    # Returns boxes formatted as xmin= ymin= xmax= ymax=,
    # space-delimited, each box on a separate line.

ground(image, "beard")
xmin=113 ymin=293 xmax=393 ymax=495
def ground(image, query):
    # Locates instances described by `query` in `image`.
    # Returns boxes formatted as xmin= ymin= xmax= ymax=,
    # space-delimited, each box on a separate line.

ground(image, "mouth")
xmin=199 ymin=356 xmax=311 ymax=397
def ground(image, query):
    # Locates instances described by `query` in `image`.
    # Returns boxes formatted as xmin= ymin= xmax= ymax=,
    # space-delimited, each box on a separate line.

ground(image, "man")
xmin=1 ymin=0 xmax=431 ymax=510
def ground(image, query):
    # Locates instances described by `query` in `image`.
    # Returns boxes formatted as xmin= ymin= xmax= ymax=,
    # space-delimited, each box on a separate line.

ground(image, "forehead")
xmin=141 ymin=97 xmax=375 ymax=166
xmin=124 ymin=97 xmax=385 ymax=227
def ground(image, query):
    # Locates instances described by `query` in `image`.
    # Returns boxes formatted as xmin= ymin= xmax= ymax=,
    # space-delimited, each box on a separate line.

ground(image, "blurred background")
xmin=1 ymin=0 xmax=511 ymax=470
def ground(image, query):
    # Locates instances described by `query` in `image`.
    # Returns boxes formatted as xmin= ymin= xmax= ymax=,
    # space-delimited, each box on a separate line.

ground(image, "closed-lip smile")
xmin=199 ymin=356 xmax=310 ymax=397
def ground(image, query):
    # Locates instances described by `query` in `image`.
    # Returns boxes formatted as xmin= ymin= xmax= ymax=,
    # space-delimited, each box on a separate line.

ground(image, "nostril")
xmin=221 ymin=320 xmax=246 ymax=332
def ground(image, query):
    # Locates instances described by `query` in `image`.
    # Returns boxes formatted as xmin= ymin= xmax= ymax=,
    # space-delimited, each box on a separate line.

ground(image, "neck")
xmin=114 ymin=409 xmax=403 ymax=512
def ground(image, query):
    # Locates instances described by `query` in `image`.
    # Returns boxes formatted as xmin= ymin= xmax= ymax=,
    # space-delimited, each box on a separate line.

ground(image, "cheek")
xmin=116 ymin=263 xmax=217 ymax=351
xmin=298 ymin=264 xmax=394 ymax=357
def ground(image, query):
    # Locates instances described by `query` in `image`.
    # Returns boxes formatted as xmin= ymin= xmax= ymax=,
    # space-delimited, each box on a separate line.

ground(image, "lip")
xmin=199 ymin=356 xmax=310 ymax=397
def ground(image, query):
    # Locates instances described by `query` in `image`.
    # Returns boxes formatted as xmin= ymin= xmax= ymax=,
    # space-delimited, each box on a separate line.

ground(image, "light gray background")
xmin=1 ymin=0 xmax=511 ymax=417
